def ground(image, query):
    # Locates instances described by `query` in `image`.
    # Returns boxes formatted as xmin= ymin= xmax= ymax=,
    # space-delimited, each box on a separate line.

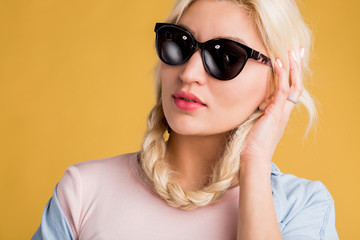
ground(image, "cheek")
xmin=160 ymin=64 xmax=181 ymax=94
xmin=160 ymin=65 xmax=173 ymax=99
xmin=210 ymin=65 xmax=270 ymax=118
xmin=160 ymin=64 xmax=181 ymax=122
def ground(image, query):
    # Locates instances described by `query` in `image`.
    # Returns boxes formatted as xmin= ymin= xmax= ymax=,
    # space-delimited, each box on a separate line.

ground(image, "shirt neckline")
xmin=127 ymin=151 xmax=280 ymax=196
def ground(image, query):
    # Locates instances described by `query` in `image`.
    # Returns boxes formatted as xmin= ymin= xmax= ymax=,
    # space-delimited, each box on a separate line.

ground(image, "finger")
xmin=284 ymin=50 xmax=303 ymax=115
xmin=300 ymin=46 xmax=304 ymax=68
xmin=267 ymin=58 xmax=289 ymax=119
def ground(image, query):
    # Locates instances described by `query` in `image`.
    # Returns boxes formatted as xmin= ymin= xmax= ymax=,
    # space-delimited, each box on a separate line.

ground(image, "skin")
xmin=160 ymin=0 xmax=303 ymax=239
xmin=161 ymin=0 xmax=272 ymax=189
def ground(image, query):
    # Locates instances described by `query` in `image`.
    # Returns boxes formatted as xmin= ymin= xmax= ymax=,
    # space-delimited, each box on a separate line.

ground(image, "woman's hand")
xmin=236 ymin=47 xmax=304 ymax=240
xmin=242 ymin=48 xmax=304 ymax=165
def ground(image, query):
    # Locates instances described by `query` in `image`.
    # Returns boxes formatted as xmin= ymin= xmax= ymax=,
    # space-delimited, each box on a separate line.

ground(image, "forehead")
xmin=177 ymin=0 xmax=260 ymax=47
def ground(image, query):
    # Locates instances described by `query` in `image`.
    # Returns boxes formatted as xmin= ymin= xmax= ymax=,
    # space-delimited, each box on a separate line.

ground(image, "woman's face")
xmin=160 ymin=0 xmax=271 ymax=136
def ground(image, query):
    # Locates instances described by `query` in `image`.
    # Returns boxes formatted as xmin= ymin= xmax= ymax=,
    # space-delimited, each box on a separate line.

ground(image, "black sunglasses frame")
xmin=154 ymin=22 xmax=272 ymax=81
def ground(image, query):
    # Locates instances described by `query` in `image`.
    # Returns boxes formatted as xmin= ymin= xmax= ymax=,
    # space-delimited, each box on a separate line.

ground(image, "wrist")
xmin=239 ymin=157 xmax=272 ymax=179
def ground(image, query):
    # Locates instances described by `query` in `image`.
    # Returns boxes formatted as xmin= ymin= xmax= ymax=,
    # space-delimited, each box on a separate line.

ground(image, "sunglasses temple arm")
xmin=250 ymin=50 xmax=272 ymax=67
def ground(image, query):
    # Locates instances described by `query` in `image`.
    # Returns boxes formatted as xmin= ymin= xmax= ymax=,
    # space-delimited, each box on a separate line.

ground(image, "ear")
xmin=258 ymin=91 xmax=275 ymax=112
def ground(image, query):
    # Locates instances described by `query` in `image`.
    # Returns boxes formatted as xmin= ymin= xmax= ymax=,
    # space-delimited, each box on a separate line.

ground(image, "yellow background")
xmin=0 ymin=0 xmax=359 ymax=239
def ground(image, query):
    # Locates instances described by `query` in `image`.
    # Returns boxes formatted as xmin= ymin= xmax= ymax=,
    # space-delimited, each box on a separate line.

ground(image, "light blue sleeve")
xmin=272 ymin=170 xmax=339 ymax=240
xmin=31 ymin=183 xmax=74 ymax=240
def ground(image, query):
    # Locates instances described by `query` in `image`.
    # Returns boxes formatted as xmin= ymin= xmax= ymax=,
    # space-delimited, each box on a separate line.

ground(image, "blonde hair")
xmin=138 ymin=0 xmax=317 ymax=210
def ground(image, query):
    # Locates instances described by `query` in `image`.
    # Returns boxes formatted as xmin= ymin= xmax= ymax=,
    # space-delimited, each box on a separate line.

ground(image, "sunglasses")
xmin=154 ymin=22 xmax=272 ymax=81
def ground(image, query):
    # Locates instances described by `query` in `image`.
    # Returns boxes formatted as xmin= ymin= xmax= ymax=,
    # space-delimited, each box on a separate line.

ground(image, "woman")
xmin=32 ymin=0 xmax=339 ymax=239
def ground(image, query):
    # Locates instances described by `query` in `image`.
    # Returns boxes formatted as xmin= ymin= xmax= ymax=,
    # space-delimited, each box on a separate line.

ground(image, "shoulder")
xmin=59 ymin=151 xmax=138 ymax=186
xmin=57 ymin=151 xmax=140 ymax=201
xmin=55 ymin=151 xmax=139 ymax=238
xmin=270 ymin=162 xmax=333 ymax=210
xmin=71 ymin=151 xmax=137 ymax=176
xmin=270 ymin=162 xmax=331 ymax=201
xmin=270 ymin=162 xmax=339 ymax=239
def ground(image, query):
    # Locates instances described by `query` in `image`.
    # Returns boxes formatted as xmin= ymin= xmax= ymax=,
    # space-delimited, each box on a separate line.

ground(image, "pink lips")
xmin=172 ymin=90 xmax=206 ymax=111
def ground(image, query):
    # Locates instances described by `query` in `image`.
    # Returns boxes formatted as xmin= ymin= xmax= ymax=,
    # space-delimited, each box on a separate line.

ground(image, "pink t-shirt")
xmin=56 ymin=152 xmax=240 ymax=239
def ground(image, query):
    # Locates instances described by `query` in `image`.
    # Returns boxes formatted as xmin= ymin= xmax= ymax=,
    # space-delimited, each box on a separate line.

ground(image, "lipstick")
xmin=172 ymin=90 xmax=206 ymax=111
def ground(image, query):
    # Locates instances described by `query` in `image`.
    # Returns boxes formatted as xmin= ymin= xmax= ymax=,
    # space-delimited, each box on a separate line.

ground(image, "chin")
xmin=168 ymin=122 xmax=231 ymax=137
xmin=168 ymin=122 xmax=202 ymax=136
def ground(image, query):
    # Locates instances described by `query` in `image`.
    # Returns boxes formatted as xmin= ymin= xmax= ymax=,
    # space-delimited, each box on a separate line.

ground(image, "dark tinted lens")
xmin=156 ymin=26 xmax=194 ymax=65
xmin=203 ymin=39 xmax=247 ymax=80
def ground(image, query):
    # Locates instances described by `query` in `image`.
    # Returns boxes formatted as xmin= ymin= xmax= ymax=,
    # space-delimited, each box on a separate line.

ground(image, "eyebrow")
xmin=177 ymin=23 xmax=248 ymax=45
xmin=214 ymin=35 xmax=248 ymax=45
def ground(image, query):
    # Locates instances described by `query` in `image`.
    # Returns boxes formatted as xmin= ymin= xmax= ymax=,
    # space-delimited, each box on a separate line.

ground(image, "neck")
xmin=164 ymin=130 xmax=239 ymax=191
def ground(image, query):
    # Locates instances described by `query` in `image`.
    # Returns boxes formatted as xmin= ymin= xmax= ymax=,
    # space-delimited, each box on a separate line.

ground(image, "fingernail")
xmin=300 ymin=47 xmax=305 ymax=59
xmin=291 ymin=50 xmax=297 ymax=62
xmin=276 ymin=58 xmax=283 ymax=68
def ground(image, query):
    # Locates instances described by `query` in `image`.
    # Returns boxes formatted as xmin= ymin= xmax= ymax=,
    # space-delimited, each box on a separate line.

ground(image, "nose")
xmin=179 ymin=49 xmax=207 ymax=85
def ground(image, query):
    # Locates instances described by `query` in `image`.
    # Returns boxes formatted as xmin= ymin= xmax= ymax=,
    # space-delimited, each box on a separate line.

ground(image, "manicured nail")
xmin=300 ymin=47 xmax=305 ymax=59
xmin=291 ymin=50 xmax=297 ymax=62
xmin=276 ymin=58 xmax=283 ymax=68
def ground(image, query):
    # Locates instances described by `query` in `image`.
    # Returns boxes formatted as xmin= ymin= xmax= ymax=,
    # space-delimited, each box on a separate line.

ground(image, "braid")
xmin=137 ymin=0 xmax=318 ymax=210
xmin=138 ymin=99 xmax=264 ymax=210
